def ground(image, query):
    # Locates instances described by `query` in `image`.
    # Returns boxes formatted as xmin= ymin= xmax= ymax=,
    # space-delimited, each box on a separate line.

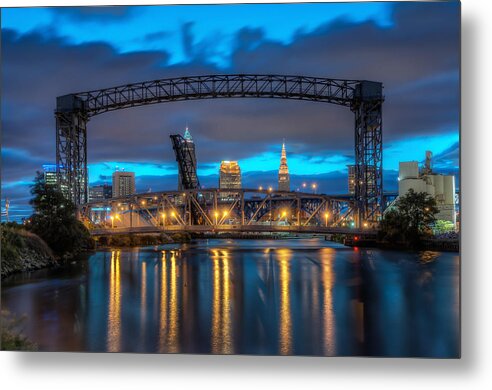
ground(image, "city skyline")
xmin=1 ymin=2 xmax=459 ymax=220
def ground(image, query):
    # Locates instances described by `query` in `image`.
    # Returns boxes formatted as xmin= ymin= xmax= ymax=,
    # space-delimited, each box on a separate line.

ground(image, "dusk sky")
xmin=1 ymin=2 xmax=460 ymax=221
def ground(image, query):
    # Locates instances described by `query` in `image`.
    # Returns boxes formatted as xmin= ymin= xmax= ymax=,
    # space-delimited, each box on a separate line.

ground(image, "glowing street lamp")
xmin=214 ymin=211 xmax=219 ymax=225
xmin=302 ymin=183 xmax=307 ymax=189
xmin=324 ymin=212 xmax=329 ymax=227
xmin=268 ymin=186 xmax=273 ymax=193
xmin=312 ymin=183 xmax=317 ymax=193
xmin=161 ymin=212 xmax=166 ymax=226
xmin=110 ymin=215 xmax=115 ymax=229
xmin=363 ymin=222 xmax=368 ymax=228
xmin=259 ymin=186 xmax=263 ymax=191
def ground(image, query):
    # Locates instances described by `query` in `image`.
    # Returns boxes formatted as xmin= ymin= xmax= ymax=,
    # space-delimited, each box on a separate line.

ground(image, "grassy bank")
xmin=1 ymin=310 xmax=37 ymax=351
xmin=1 ymin=225 xmax=56 ymax=278
xmin=94 ymin=232 xmax=191 ymax=247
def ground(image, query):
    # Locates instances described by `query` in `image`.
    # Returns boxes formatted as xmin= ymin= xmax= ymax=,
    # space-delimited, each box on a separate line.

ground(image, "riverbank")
xmin=94 ymin=232 xmax=191 ymax=248
xmin=1 ymin=225 xmax=57 ymax=278
xmin=342 ymin=235 xmax=459 ymax=252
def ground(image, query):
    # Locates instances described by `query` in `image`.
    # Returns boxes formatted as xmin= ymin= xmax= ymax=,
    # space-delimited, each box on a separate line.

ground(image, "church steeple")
xmin=278 ymin=141 xmax=290 ymax=191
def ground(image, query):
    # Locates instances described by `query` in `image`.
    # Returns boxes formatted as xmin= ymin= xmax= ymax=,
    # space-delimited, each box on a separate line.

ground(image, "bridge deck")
xmin=90 ymin=224 xmax=377 ymax=237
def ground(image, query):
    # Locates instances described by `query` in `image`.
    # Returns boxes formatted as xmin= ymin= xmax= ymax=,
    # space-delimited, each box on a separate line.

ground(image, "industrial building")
xmin=278 ymin=142 xmax=290 ymax=192
xmin=398 ymin=151 xmax=456 ymax=225
xmin=112 ymin=170 xmax=135 ymax=198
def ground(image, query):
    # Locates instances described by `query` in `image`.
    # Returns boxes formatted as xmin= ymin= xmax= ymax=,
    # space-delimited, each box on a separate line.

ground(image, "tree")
xmin=380 ymin=189 xmax=438 ymax=245
xmin=28 ymin=172 xmax=94 ymax=256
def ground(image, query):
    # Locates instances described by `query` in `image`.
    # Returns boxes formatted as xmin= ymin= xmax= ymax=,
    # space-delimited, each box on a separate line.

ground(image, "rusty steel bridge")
xmin=81 ymin=188 xmax=382 ymax=236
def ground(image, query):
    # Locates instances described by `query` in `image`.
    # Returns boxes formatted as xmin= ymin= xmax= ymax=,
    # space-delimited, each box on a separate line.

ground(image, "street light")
xmin=312 ymin=183 xmax=317 ymax=193
xmin=268 ymin=186 xmax=273 ymax=192
xmin=161 ymin=212 xmax=166 ymax=226
xmin=215 ymin=211 xmax=219 ymax=225
xmin=363 ymin=222 xmax=368 ymax=228
xmin=324 ymin=212 xmax=329 ymax=227
xmin=110 ymin=215 xmax=115 ymax=229
xmin=259 ymin=186 xmax=263 ymax=191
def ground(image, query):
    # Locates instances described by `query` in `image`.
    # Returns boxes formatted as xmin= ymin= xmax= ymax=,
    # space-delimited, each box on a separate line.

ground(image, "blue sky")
xmin=1 ymin=2 xmax=460 ymax=221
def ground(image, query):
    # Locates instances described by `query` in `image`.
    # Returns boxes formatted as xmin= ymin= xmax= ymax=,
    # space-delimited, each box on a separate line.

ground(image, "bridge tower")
xmin=170 ymin=134 xmax=201 ymax=190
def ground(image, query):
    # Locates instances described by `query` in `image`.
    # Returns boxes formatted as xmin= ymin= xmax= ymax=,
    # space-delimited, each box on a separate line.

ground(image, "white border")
xmin=2 ymin=1 xmax=490 ymax=389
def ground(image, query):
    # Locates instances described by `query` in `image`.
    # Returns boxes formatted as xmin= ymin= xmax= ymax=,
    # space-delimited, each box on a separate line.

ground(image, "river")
xmin=1 ymin=238 xmax=460 ymax=357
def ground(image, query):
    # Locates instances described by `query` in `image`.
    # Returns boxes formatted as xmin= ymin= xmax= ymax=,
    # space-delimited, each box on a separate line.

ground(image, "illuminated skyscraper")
xmin=112 ymin=170 xmax=135 ymax=198
xmin=177 ymin=126 xmax=198 ymax=190
xmin=347 ymin=165 xmax=356 ymax=194
xmin=43 ymin=164 xmax=58 ymax=187
xmin=278 ymin=142 xmax=290 ymax=192
xmin=219 ymin=161 xmax=241 ymax=200
xmin=219 ymin=161 xmax=242 ymax=189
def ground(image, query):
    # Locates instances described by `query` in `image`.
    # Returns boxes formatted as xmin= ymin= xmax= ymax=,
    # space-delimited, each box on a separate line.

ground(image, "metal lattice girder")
xmin=84 ymin=188 xmax=353 ymax=226
xmin=352 ymin=81 xmax=383 ymax=223
xmin=73 ymin=75 xmax=361 ymax=116
xmin=57 ymin=75 xmax=383 ymax=226
xmin=170 ymin=134 xmax=200 ymax=190
xmin=55 ymin=95 xmax=88 ymax=204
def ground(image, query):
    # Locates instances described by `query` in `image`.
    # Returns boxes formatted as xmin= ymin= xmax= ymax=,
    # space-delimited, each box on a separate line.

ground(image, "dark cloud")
xmin=181 ymin=22 xmax=195 ymax=60
xmin=142 ymin=30 xmax=171 ymax=43
xmin=51 ymin=6 xmax=136 ymax=22
xmin=1 ymin=2 xmax=459 ymax=217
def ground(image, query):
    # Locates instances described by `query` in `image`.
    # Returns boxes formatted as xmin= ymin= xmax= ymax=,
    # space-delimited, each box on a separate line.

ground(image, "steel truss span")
xmin=80 ymin=188 xmax=373 ymax=234
xmin=55 ymin=74 xmax=383 ymax=223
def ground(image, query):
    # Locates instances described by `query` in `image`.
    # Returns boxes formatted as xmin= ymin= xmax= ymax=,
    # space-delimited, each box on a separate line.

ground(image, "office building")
xmin=278 ymin=142 xmax=290 ymax=192
xmin=112 ymin=171 xmax=135 ymax=198
xmin=89 ymin=184 xmax=113 ymax=202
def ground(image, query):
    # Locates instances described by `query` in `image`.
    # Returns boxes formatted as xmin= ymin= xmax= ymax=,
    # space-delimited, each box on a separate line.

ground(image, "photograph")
xmin=1 ymin=1 xmax=460 ymax=358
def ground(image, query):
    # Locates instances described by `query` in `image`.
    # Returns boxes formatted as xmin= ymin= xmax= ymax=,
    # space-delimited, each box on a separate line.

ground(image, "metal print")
xmin=0 ymin=1 xmax=460 ymax=357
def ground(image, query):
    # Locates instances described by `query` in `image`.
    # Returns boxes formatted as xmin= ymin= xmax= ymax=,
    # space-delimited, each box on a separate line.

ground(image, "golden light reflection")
xmin=320 ymin=248 xmax=336 ymax=355
xmin=211 ymin=249 xmax=234 ymax=354
xmin=107 ymin=250 xmax=121 ymax=352
xmin=277 ymin=248 xmax=292 ymax=355
xmin=140 ymin=261 xmax=147 ymax=340
xmin=167 ymin=251 xmax=180 ymax=353
xmin=159 ymin=251 xmax=168 ymax=353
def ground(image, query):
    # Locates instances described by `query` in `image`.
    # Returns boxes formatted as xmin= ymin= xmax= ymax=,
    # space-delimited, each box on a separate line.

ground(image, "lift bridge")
xmin=81 ymin=188 xmax=377 ymax=236
xmin=56 ymin=74 xmax=384 ymax=228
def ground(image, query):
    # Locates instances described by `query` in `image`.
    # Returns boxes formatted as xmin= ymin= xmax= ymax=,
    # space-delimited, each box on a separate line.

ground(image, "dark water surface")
xmin=1 ymin=239 xmax=460 ymax=357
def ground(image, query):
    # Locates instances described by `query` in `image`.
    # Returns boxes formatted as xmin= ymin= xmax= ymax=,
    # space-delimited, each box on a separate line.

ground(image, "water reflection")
xmin=277 ymin=249 xmax=292 ymax=355
xmin=419 ymin=251 xmax=440 ymax=264
xmin=140 ymin=260 xmax=147 ymax=342
xmin=158 ymin=251 xmax=168 ymax=353
xmin=211 ymin=249 xmax=234 ymax=354
xmin=320 ymin=248 xmax=336 ymax=355
xmin=167 ymin=251 xmax=180 ymax=353
xmin=1 ymin=239 xmax=460 ymax=357
xmin=107 ymin=250 xmax=121 ymax=352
